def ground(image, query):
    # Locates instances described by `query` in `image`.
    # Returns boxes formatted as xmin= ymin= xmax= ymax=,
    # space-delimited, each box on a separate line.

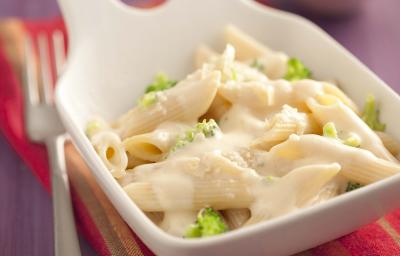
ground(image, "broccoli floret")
xmin=195 ymin=119 xmax=219 ymax=137
xmin=343 ymin=135 xmax=361 ymax=148
xmin=265 ymin=175 xmax=278 ymax=182
xmin=185 ymin=208 xmax=228 ymax=238
xmin=171 ymin=119 xmax=219 ymax=152
xmin=323 ymin=122 xmax=361 ymax=147
xmin=284 ymin=58 xmax=311 ymax=81
xmin=362 ymin=94 xmax=385 ymax=131
xmin=145 ymin=72 xmax=177 ymax=93
xmin=137 ymin=91 xmax=158 ymax=107
xmin=231 ymin=68 xmax=238 ymax=81
xmin=323 ymin=122 xmax=338 ymax=139
xmin=345 ymin=182 xmax=363 ymax=192
xmin=85 ymin=120 xmax=104 ymax=137
xmin=250 ymin=59 xmax=264 ymax=72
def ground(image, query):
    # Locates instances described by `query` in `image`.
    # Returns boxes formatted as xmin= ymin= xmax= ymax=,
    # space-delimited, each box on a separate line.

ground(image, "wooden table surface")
xmin=0 ymin=0 xmax=399 ymax=255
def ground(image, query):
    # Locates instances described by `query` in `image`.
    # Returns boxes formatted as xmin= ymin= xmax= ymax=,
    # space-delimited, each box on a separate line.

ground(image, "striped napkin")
xmin=1 ymin=13 xmax=400 ymax=256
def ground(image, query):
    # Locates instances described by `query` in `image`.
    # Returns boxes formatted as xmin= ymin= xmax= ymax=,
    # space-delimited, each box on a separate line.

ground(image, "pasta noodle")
xmin=218 ymin=81 xmax=274 ymax=109
xmin=201 ymin=92 xmax=232 ymax=121
xmin=126 ymin=152 xmax=150 ymax=169
xmin=113 ymin=70 xmax=220 ymax=139
xmin=251 ymin=105 xmax=320 ymax=150
xmin=322 ymin=82 xmax=359 ymax=114
xmin=306 ymin=97 xmax=397 ymax=162
xmin=91 ymin=131 xmax=128 ymax=178
xmin=145 ymin=212 xmax=164 ymax=225
xmin=123 ymin=122 xmax=190 ymax=162
xmin=267 ymin=134 xmax=400 ymax=184
xmin=224 ymin=25 xmax=289 ymax=79
xmin=123 ymin=179 xmax=254 ymax=212
xmin=222 ymin=209 xmax=250 ymax=229
xmin=246 ymin=163 xmax=340 ymax=226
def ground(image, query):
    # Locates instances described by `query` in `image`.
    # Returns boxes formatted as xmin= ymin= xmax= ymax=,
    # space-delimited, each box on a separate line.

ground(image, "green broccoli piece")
xmin=323 ymin=122 xmax=361 ymax=147
xmin=343 ymin=135 xmax=361 ymax=148
xmin=323 ymin=122 xmax=338 ymax=139
xmin=345 ymin=182 xmax=363 ymax=192
xmin=231 ymin=68 xmax=238 ymax=81
xmin=85 ymin=120 xmax=104 ymax=137
xmin=250 ymin=59 xmax=264 ymax=72
xmin=185 ymin=208 xmax=228 ymax=238
xmin=284 ymin=58 xmax=311 ymax=81
xmin=137 ymin=91 xmax=157 ymax=107
xmin=362 ymin=94 xmax=386 ymax=131
xmin=171 ymin=119 xmax=219 ymax=152
xmin=145 ymin=72 xmax=177 ymax=93
xmin=138 ymin=73 xmax=177 ymax=107
xmin=194 ymin=119 xmax=219 ymax=137
xmin=265 ymin=175 xmax=278 ymax=182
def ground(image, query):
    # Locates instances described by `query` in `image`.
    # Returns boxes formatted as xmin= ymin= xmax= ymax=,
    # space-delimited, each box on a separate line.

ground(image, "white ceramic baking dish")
xmin=55 ymin=0 xmax=400 ymax=255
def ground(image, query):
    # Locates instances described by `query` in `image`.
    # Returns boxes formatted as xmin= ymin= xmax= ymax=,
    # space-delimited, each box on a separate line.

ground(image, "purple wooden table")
xmin=0 ymin=0 xmax=399 ymax=255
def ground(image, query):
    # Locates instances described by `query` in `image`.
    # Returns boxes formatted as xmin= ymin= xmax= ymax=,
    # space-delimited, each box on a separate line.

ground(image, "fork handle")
xmin=47 ymin=136 xmax=81 ymax=256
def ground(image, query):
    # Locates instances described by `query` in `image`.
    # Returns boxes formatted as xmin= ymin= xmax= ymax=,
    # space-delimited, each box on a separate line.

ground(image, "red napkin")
xmin=1 ymin=15 xmax=400 ymax=256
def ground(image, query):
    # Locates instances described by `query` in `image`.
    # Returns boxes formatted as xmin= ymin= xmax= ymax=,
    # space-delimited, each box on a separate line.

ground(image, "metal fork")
xmin=23 ymin=31 xmax=81 ymax=256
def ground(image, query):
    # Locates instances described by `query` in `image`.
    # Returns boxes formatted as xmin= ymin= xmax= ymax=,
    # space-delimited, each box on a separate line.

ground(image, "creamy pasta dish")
xmin=86 ymin=25 xmax=400 ymax=238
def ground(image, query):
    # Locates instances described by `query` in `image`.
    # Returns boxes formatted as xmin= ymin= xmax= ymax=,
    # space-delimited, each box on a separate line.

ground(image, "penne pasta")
xmin=305 ymin=180 xmax=341 ymax=207
xmin=126 ymin=152 xmax=151 ymax=169
xmin=124 ymin=133 xmax=166 ymax=162
xmin=113 ymin=70 xmax=220 ymax=139
xmin=201 ymin=92 xmax=232 ymax=121
xmin=204 ymin=44 xmax=268 ymax=83
xmin=344 ymin=158 xmax=400 ymax=185
xmin=291 ymin=80 xmax=359 ymax=114
xmin=145 ymin=212 xmax=164 ymax=225
xmin=224 ymin=25 xmax=289 ymax=79
xmin=224 ymin=25 xmax=266 ymax=60
xmin=90 ymin=131 xmax=128 ymax=178
xmin=251 ymin=105 xmax=320 ymax=150
xmin=322 ymin=82 xmax=359 ymax=114
xmin=218 ymin=81 xmax=274 ymax=109
xmin=124 ymin=122 xmax=190 ymax=162
xmin=268 ymin=134 xmax=400 ymax=184
xmin=124 ymin=179 xmax=254 ymax=212
xmin=306 ymin=97 xmax=397 ymax=162
xmin=246 ymin=163 xmax=340 ymax=226
xmin=222 ymin=209 xmax=251 ymax=230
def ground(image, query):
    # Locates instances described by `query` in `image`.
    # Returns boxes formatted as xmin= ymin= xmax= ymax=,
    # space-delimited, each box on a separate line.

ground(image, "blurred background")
xmin=0 ymin=0 xmax=399 ymax=255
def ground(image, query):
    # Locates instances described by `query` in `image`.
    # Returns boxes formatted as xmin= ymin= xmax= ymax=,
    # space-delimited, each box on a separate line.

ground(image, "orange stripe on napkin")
xmin=378 ymin=218 xmax=400 ymax=245
xmin=384 ymin=210 xmax=400 ymax=236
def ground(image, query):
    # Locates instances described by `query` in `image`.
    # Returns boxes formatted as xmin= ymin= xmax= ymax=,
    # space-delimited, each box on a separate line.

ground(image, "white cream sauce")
xmin=160 ymin=211 xmax=198 ymax=237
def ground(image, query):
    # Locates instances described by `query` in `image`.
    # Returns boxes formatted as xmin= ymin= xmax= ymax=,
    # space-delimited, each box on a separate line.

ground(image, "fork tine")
xmin=23 ymin=35 xmax=40 ymax=105
xmin=52 ymin=30 xmax=65 ymax=76
xmin=38 ymin=32 xmax=53 ymax=105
